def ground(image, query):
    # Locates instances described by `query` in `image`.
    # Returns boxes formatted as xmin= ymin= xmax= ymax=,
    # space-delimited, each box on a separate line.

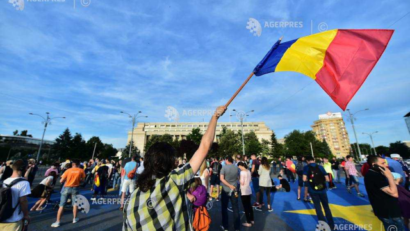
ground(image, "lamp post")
xmin=362 ymin=131 xmax=378 ymax=155
xmin=232 ymin=109 xmax=254 ymax=156
xmin=346 ymin=108 xmax=369 ymax=161
xmin=29 ymin=112 xmax=65 ymax=162
xmin=121 ymin=111 xmax=147 ymax=157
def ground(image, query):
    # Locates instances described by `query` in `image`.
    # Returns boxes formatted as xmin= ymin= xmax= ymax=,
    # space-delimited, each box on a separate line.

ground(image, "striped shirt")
xmin=123 ymin=163 xmax=194 ymax=231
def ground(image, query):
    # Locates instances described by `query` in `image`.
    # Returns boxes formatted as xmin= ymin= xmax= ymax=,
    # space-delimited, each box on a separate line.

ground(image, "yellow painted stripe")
xmin=275 ymin=29 xmax=338 ymax=80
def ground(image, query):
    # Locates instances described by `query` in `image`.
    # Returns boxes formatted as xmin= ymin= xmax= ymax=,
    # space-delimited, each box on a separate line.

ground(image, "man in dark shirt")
xmin=250 ymin=154 xmax=261 ymax=207
xmin=364 ymin=156 xmax=405 ymax=231
xmin=303 ymin=156 xmax=334 ymax=230
xmin=330 ymin=157 xmax=340 ymax=183
xmin=276 ymin=175 xmax=290 ymax=192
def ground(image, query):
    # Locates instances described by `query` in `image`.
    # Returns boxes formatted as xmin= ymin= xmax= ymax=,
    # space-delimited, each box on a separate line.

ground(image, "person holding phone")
xmin=364 ymin=155 xmax=405 ymax=231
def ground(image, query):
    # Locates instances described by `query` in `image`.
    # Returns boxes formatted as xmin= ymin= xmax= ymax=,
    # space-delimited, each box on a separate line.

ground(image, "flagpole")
xmin=224 ymin=72 xmax=255 ymax=107
xmin=224 ymin=37 xmax=283 ymax=108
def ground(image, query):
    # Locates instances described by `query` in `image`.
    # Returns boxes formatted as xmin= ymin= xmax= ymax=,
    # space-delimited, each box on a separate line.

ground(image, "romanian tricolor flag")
xmin=253 ymin=29 xmax=394 ymax=110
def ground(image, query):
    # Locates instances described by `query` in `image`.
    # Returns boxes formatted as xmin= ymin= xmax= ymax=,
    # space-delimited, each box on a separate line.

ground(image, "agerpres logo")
xmin=74 ymin=195 xmax=90 ymax=214
xmin=9 ymin=0 xmax=24 ymax=10
xmin=246 ymin=18 xmax=329 ymax=37
xmin=8 ymin=0 xmax=91 ymax=11
xmin=246 ymin=18 xmax=262 ymax=37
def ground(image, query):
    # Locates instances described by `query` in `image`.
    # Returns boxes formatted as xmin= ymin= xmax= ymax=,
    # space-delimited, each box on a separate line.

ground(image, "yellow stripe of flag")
xmin=275 ymin=29 xmax=338 ymax=79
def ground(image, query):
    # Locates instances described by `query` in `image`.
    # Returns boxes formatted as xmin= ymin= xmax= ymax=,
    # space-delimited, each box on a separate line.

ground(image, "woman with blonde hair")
xmin=256 ymin=157 xmax=273 ymax=212
xmin=199 ymin=161 xmax=210 ymax=190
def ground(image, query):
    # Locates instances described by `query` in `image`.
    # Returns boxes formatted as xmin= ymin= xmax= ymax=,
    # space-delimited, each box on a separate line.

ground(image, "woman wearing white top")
xmin=30 ymin=171 xmax=57 ymax=211
xmin=257 ymin=157 xmax=273 ymax=212
xmin=238 ymin=162 xmax=254 ymax=227
xmin=199 ymin=161 xmax=209 ymax=190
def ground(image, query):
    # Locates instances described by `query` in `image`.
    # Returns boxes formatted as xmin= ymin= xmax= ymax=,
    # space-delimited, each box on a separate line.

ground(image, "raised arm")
xmin=189 ymin=106 xmax=226 ymax=173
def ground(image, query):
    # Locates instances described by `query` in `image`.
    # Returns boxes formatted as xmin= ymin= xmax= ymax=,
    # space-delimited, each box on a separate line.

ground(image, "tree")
xmin=260 ymin=139 xmax=271 ymax=157
xmin=186 ymin=128 xmax=203 ymax=145
xmin=124 ymin=141 xmax=140 ymax=158
xmin=13 ymin=130 xmax=18 ymax=136
xmin=351 ymin=143 xmax=372 ymax=156
xmin=244 ymin=131 xmax=262 ymax=156
xmin=53 ymin=128 xmax=73 ymax=160
xmin=375 ymin=145 xmax=389 ymax=155
xmin=20 ymin=130 xmax=28 ymax=137
xmin=218 ymin=129 xmax=241 ymax=158
xmin=86 ymin=136 xmax=104 ymax=159
xmin=144 ymin=134 xmax=175 ymax=152
xmin=70 ymin=133 xmax=87 ymax=159
xmin=389 ymin=141 xmax=410 ymax=158
xmin=101 ymin=144 xmax=118 ymax=159
xmin=270 ymin=133 xmax=285 ymax=158
xmin=285 ymin=130 xmax=309 ymax=157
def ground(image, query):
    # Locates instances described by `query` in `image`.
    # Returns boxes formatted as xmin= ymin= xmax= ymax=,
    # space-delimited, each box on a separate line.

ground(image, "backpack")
xmin=307 ymin=165 xmax=326 ymax=191
xmin=296 ymin=162 xmax=304 ymax=175
xmin=127 ymin=164 xmax=138 ymax=179
xmin=211 ymin=162 xmax=221 ymax=175
xmin=0 ymin=178 xmax=27 ymax=222
xmin=192 ymin=206 xmax=211 ymax=231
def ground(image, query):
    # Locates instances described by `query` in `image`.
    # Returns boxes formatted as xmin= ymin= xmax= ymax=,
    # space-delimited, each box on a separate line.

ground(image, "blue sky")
xmin=1 ymin=0 xmax=409 ymax=150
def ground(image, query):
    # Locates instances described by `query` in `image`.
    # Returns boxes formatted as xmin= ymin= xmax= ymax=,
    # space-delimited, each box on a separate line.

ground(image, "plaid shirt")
xmin=123 ymin=163 xmax=194 ymax=231
xmin=345 ymin=161 xmax=358 ymax=176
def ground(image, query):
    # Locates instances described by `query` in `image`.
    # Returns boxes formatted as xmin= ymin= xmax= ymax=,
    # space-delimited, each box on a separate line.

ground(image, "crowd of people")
xmin=0 ymin=106 xmax=409 ymax=231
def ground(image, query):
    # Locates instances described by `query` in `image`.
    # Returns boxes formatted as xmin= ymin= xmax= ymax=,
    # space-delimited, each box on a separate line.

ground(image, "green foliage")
xmin=218 ymin=129 xmax=241 ymax=158
xmin=389 ymin=141 xmax=410 ymax=158
xmin=375 ymin=145 xmax=389 ymax=155
xmin=284 ymin=130 xmax=333 ymax=158
xmin=244 ymin=131 xmax=262 ymax=156
xmin=123 ymin=141 xmax=140 ymax=158
xmin=52 ymin=128 xmax=73 ymax=160
xmin=260 ymin=139 xmax=271 ymax=157
xmin=13 ymin=130 xmax=18 ymax=136
xmin=144 ymin=134 xmax=175 ymax=152
xmin=186 ymin=128 xmax=203 ymax=145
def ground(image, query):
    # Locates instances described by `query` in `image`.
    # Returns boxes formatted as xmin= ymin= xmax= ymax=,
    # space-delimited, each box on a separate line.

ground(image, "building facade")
xmin=311 ymin=112 xmax=351 ymax=157
xmin=127 ymin=122 xmax=273 ymax=154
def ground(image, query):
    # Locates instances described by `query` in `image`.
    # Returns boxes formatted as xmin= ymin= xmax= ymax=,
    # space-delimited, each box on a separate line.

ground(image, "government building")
xmin=127 ymin=122 xmax=273 ymax=154
xmin=311 ymin=112 xmax=351 ymax=157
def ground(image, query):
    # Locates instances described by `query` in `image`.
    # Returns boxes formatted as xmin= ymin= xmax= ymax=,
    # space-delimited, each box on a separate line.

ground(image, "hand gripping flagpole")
xmin=224 ymin=36 xmax=283 ymax=108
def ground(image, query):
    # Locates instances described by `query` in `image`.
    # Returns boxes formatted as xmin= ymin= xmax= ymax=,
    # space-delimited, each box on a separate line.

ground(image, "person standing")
xmin=199 ymin=161 xmax=210 ymax=190
xmin=120 ymin=155 xmax=138 ymax=210
xmin=323 ymin=158 xmax=336 ymax=189
xmin=24 ymin=159 xmax=38 ymax=187
xmin=330 ymin=157 xmax=340 ymax=183
xmin=0 ymin=160 xmax=31 ymax=231
xmin=345 ymin=155 xmax=365 ymax=197
xmin=296 ymin=157 xmax=308 ymax=201
xmin=238 ymin=162 xmax=254 ymax=228
xmin=250 ymin=154 xmax=261 ymax=208
xmin=123 ymin=105 xmax=226 ymax=231
xmin=209 ymin=158 xmax=222 ymax=201
xmin=364 ymin=156 xmax=405 ymax=231
xmin=136 ymin=157 xmax=144 ymax=181
xmin=219 ymin=156 xmax=240 ymax=231
xmin=0 ymin=160 xmax=13 ymax=184
xmin=93 ymin=160 xmax=109 ymax=198
xmin=51 ymin=159 xmax=85 ymax=228
xmin=256 ymin=157 xmax=273 ymax=212
xmin=303 ymin=156 xmax=334 ymax=230
xmin=285 ymin=157 xmax=295 ymax=183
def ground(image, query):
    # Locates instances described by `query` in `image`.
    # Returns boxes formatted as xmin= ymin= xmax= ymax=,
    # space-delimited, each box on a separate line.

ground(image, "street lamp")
xmin=121 ymin=111 xmax=147 ymax=157
xmin=362 ymin=131 xmax=378 ymax=155
xmin=346 ymin=108 xmax=369 ymax=161
xmin=29 ymin=112 xmax=65 ymax=162
xmin=232 ymin=109 xmax=254 ymax=156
